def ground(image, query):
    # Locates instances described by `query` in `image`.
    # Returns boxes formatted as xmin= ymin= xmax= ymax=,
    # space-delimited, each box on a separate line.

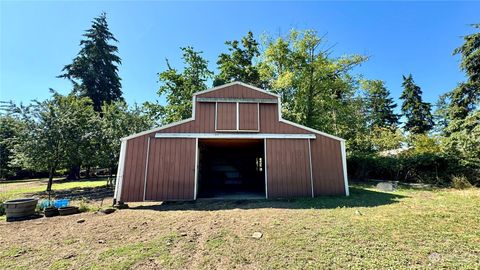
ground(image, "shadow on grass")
xmin=0 ymin=177 xmax=109 ymax=185
xmin=130 ymin=186 xmax=407 ymax=211
xmin=29 ymin=185 xmax=114 ymax=201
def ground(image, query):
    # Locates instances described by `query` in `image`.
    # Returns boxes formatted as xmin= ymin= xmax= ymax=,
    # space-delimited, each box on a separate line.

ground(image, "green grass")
xmin=90 ymin=234 xmax=179 ymax=270
xmin=1 ymin=185 xmax=479 ymax=269
xmin=126 ymin=187 xmax=480 ymax=269
xmin=0 ymin=178 xmax=108 ymax=202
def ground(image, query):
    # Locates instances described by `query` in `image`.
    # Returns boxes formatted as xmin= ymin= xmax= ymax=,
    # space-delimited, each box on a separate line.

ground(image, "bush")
xmin=347 ymin=152 xmax=458 ymax=186
xmin=451 ymin=176 xmax=473 ymax=189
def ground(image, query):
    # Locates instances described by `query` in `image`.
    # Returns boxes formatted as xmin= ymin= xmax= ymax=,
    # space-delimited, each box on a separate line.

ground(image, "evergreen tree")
xmin=400 ymin=75 xmax=434 ymax=134
xmin=213 ymin=31 xmax=265 ymax=87
xmin=453 ymin=23 xmax=480 ymax=83
xmin=59 ymin=12 xmax=122 ymax=112
xmin=361 ymin=80 xmax=399 ymax=129
xmin=448 ymin=24 xmax=480 ymax=125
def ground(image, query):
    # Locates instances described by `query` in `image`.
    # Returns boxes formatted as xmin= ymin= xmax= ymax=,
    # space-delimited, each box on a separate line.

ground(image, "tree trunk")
xmin=85 ymin=167 xmax=91 ymax=179
xmin=66 ymin=165 xmax=80 ymax=180
xmin=46 ymin=166 xmax=55 ymax=191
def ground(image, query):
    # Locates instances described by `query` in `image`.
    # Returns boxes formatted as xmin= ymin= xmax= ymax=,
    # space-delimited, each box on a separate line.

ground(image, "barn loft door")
xmin=144 ymin=138 xmax=196 ymax=201
xmin=216 ymin=102 xmax=259 ymax=132
xmin=216 ymin=102 xmax=237 ymax=131
xmin=238 ymin=103 xmax=259 ymax=131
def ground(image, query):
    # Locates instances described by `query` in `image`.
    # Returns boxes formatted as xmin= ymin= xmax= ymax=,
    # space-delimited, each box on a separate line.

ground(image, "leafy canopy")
xmin=145 ymin=47 xmax=212 ymax=125
xmin=214 ymin=31 xmax=265 ymax=88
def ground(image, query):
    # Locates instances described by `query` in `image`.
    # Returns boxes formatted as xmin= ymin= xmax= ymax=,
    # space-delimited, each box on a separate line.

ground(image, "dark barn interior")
xmin=197 ymin=139 xmax=265 ymax=199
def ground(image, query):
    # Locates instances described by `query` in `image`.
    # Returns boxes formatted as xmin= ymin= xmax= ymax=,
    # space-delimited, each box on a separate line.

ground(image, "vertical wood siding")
xmin=216 ymin=102 xmax=237 ymax=130
xmin=259 ymin=104 xmax=310 ymax=134
xmin=145 ymin=138 xmax=196 ymax=201
xmin=310 ymin=135 xmax=346 ymax=195
xmin=239 ymin=103 xmax=258 ymax=131
xmin=119 ymin=84 xmax=346 ymax=201
xmin=266 ymin=139 xmax=312 ymax=198
xmin=120 ymin=136 xmax=148 ymax=202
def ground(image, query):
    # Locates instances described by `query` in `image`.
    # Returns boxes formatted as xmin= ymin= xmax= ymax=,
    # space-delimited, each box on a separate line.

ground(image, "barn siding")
xmin=266 ymin=139 xmax=312 ymax=198
xmin=118 ymin=83 xmax=347 ymax=202
xmin=216 ymin=102 xmax=237 ymax=130
xmin=120 ymin=135 xmax=148 ymax=202
xmin=239 ymin=103 xmax=258 ymax=130
xmin=310 ymin=135 xmax=346 ymax=195
xmin=145 ymin=138 xmax=196 ymax=201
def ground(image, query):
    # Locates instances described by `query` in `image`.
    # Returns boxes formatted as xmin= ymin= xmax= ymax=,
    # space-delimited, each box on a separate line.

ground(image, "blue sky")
xmin=1 ymin=1 xmax=479 ymax=112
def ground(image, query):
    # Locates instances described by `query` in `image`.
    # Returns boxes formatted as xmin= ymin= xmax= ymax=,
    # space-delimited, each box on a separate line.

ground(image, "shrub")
xmin=347 ymin=152 xmax=457 ymax=186
xmin=451 ymin=175 xmax=473 ymax=189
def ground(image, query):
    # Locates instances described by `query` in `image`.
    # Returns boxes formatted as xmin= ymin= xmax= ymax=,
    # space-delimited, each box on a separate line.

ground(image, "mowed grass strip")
xmin=0 ymin=178 xmax=108 ymax=202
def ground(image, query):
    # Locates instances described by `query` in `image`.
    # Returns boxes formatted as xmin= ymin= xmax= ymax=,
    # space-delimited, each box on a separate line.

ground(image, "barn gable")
xmin=122 ymin=82 xmax=343 ymax=141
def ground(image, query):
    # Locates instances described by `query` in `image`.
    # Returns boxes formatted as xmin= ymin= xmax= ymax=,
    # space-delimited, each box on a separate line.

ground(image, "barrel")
xmin=3 ymin=198 xmax=38 ymax=219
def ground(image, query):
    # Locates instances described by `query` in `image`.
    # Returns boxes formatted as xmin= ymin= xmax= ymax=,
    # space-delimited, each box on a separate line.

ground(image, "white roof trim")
xmin=155 ymin=133 xmax=316 ymax=139
xmin=279 ymin=119 xmax=345 ymax=141
xmin=193 ymin=81 xmax=280 ymax=98
xmin=121 ymin=118 xmax=194 ymax=141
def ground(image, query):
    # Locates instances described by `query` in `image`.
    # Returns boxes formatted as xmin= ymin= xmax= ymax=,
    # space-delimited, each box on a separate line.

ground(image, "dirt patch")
xmin=1 ymin=188 xmax=479 ymax=269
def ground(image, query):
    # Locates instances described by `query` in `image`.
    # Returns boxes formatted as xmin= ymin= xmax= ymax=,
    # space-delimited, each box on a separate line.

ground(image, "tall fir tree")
xmin=213 ymin=31 xmax=265 ymax=88
xmin=361 ymin=80 xmax=399 ymax=129
xmin=448 ymin=24 xmax=480 ymax=124
xmin=400 ymin=74 xmax=434 ymax=134
xmin=58 ymin=12 xmax=122 ymax=112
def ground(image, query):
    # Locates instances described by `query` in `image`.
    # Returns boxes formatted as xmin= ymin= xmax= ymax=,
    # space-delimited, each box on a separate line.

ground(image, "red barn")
xmin=114 ymin=82 xmax=349 ymax=202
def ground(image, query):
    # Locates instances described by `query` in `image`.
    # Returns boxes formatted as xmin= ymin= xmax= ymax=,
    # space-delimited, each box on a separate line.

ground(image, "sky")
xmin=1 ymin=1 xmax=479 ymax=112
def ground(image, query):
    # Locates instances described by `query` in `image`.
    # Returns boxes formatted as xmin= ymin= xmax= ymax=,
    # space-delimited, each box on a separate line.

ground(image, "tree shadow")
xmin=130 ymin=186 xmax=407 ymax=212
xmin=29 ymin=186 xmax=114 ymax=201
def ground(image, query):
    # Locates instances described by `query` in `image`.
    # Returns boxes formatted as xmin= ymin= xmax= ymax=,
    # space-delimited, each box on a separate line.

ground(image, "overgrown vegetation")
xmin=0 ymin=13 xmax=479 ymax=188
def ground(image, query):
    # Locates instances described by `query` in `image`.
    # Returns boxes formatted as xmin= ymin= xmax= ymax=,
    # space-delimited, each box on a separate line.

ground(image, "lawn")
xmin=0 ymin=178 xmax=110 ymax=202
xmin=0 ymin=182 xmax=479 ymax=269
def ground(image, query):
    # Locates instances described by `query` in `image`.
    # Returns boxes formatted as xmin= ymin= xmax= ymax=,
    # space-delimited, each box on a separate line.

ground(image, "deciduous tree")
xmin=214 ymin=31 xmax=265 ymax=87
xmin=145 ymin=46 xmax=212 ymax=125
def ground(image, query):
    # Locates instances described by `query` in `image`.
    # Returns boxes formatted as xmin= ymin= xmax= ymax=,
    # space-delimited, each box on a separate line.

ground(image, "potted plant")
xmin=44 ymin=206 xmax=59 ymax=217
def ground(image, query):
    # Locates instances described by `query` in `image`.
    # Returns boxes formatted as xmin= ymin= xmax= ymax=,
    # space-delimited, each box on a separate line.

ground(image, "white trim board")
xmin=142 ymin=137 xmax=151 ymax=201
xmin=340 ymin=140 xmax=350 ymax=196
xmin=121 ymin=118 xmax=194 ymax=141
xmin=113 ymin=140 xmax=127 ymax=201
xmin=194 ymin=81 xmax=279 ymax=99
xmin=196 ymin=97 xmax=277 ymax=103
xmin=155 ymin=133 xmax=316 ymax=139
xmin=264 ymin=138 xmax=268 ymax=199
xmin=308 ymin=139 xmax=314 ymax=198
xmin=194 ymin=138 xmax=199 ymax=200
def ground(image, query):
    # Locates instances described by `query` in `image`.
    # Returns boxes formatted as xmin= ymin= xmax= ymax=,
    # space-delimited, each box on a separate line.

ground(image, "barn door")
xmin=266 ymin=139 xmax=312 ymax=198
xmin=144 ymin=138 xmax=196 ymax=201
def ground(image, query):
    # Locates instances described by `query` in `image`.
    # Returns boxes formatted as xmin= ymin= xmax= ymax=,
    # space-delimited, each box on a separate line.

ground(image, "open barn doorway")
xmin=197 ymin=139 xmax=265 ymax=199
